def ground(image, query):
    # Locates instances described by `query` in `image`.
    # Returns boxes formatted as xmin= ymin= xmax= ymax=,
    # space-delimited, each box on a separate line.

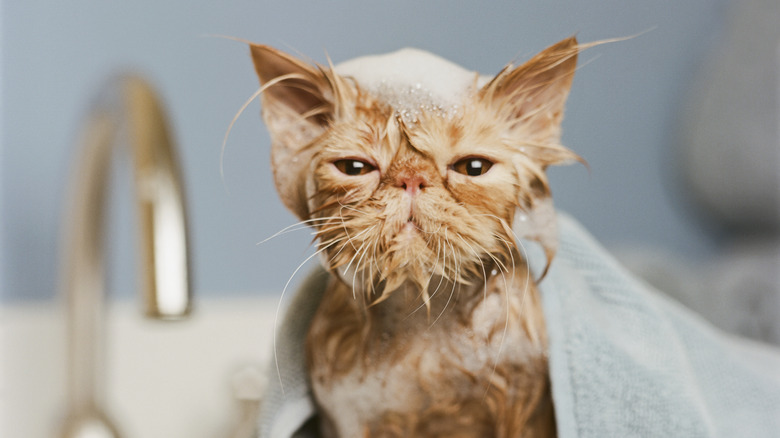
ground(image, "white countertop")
xmin=2 ymin=296 xmax=279 ymax=438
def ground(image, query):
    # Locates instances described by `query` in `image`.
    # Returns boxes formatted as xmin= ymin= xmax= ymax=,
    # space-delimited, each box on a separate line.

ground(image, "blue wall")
xmin=1 ymin=0 xmax=728 ymax=301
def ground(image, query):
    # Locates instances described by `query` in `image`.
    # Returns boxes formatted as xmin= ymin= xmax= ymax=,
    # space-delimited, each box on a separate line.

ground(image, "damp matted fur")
xmin=249 ymin=37 xmax=593 ymax=438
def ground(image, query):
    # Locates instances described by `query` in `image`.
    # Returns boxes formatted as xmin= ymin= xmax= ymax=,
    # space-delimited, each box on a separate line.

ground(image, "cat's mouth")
xmin=395 ymin=201 xmax=427 ymax=238
xmin=403 ymin=202 xmax=422 ymax=230
xmin=396 ymin=215 xmax=424 ymax=240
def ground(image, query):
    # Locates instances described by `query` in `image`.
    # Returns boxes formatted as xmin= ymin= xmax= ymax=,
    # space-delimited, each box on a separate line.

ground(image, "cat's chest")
xmin=307 ymin=277 xmax=548 ymax=437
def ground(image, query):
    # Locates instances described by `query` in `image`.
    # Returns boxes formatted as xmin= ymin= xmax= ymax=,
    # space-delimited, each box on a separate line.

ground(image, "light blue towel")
xmin=257 ymin=214 xmax=780 ymax=437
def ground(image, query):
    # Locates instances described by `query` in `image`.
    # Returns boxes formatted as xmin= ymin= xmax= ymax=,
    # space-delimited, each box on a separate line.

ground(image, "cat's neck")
xmin=308 ymin=256 xmax=547 ymax=382
xmin=365 ymin=277 xmax=480 ymax=329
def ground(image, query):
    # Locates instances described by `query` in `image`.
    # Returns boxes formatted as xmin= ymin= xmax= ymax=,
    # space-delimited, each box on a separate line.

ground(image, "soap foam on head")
xmin=335 ymin=48 xmax=490 ymax=124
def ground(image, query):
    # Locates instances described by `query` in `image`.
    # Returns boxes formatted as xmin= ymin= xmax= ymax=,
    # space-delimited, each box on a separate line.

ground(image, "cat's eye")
xmin=333 ymin=159 xmax=376 ymax=176
xmin=452 ymin=157 xmax=493 ymax=176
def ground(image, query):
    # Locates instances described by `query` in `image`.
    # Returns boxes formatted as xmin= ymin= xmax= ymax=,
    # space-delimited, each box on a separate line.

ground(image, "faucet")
xmin=59 ymin=75 xmax=193 ymax=438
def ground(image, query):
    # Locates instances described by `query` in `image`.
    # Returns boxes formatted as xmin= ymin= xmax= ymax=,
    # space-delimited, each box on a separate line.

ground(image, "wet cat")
xmin=250 ymin=37 xmax=584 ymax=437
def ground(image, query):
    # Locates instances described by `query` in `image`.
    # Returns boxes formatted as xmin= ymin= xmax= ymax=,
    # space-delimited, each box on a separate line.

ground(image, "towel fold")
xmin=257 ymin=214 xmax=780 ymax=438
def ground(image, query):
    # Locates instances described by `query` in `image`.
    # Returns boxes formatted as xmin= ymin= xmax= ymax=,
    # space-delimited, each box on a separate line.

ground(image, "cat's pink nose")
xmin=398 ymin=175 xmax=426 ymax=196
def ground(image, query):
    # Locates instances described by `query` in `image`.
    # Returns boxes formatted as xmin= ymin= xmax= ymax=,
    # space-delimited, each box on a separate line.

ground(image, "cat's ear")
xmin=249 ymin=44 xmax=348 ymax=219
xmin=480 ymin=37 xmax=580 ymax=158
xmin=250 ymin=44 xmax=334 ymax=127
xmin=482 ymin=37 xmax=583 ymax=277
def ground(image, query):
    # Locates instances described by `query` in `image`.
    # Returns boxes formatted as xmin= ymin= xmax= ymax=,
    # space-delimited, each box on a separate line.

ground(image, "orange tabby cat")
xmin=250 ymin=38 xmax=583 ymax=438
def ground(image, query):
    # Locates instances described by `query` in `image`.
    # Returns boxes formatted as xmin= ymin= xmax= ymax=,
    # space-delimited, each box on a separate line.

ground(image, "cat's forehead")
xmin=335 ymin=48 xmax=490 ymax=124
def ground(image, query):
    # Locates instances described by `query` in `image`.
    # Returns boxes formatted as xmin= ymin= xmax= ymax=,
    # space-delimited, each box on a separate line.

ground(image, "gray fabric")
xmin=257 ymin=214 xmax=780 ymax=437
xmin=256 ymin=267 xmax=327 ymax=438
xmin=542 ymin=215 xmax=780 ymax=437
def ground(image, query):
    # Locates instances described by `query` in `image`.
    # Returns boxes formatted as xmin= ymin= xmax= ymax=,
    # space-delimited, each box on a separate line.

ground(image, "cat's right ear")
xmin=250 ymin=44 xmax=334 ymax=128
xmin=249 ymin=44 xmax=341 ymax=219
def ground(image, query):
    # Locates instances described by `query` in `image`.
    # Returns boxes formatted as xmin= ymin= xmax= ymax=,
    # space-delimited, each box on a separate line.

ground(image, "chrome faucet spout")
xmin=59 ymin=75 xmax=192 ymax=438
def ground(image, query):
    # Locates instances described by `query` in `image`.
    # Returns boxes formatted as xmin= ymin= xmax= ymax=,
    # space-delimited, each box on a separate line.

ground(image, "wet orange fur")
xmin=250 ymin=38 xmax=584 ymax=437
xmin=307 ymin=265 xmax=554 ymax=438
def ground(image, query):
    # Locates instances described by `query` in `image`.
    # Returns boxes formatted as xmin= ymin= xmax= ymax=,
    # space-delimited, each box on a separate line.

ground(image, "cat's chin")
xmin=331 ymin=247 xmax=438 ymax=304
xmin=399 ymin=221 xmax=421 ymax=239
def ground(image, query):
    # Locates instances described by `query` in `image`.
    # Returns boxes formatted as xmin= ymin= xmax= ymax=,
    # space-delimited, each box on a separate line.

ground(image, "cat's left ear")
xmin=480 ymin=37 xmax=580 ymax=155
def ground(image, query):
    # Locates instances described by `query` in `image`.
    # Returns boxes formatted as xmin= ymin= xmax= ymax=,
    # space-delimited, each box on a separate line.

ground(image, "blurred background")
xmin=3 ymin=0 xmax=780 ymax=333
xmin=0 ymin=0 xmax=732 ymax=300
xmin=2 ymin=1 xmax=779 ymax=437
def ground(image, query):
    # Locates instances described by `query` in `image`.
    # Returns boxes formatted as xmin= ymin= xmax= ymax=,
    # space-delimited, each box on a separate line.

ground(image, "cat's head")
xmin=250 ymin=38 xmax=582 ymax=303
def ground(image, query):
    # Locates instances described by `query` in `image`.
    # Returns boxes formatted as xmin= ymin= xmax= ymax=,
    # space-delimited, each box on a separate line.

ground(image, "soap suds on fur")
xmin=336 ymin=48 xmax=490 ymax=124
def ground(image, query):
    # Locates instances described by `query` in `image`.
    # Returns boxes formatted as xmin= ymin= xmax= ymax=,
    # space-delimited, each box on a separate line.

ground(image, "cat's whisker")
xmin=363 ymin=239 xmax=374 ymax=298
xmin=273 ymin=239 xmax=337 ymax=395
xmin=316 ymin=231 xmax=349 ymax=249
xmin=298 ymin=105 xmax=332 ymax=122
xmin=257 ymin=225 xmax=313 ymax=245
xmin=494 ymin=215 xmax=533 ymax=284
xmin=448 ymin=232 xmax=462 ymax=282
xmin=220 ymin=87 xmax=262 ymax=191
xmin=418 ymin=236 xmax=448 ymax=315
xmin=325 ymin=236 xmax=364 ymax=272
xmin=423 ymin=235 xmax=451 ymax=316
xmin=339 ymin=225 xmax=378 ymax=278
xmin=337 ymin=202 xmax=371 ymax=216
xmin=221 ymin=69 xmax=317 ymax=189
xmin=492 ymin=232 xmax=518 ymax=291
xmin=455 ymin=234 xmax=489 ymax=299
xmin=473 ymin=239 xmax=510 ymax=276
xmin=257 ymin=216 xmax=341 ymax=245
xmin=413 ymin=219 xmax=443 ymax=236
xmin=349 ymin=243 xmax=367 ymax=300
xmin=351 ymin=240 xmax=372 ymax=301
xmin=443 ymin=232 xmax=459 ymax=284
xmin=370 ymin=234 xmax=382 ymax=276
xmin=369 ymin=237 xmax=382 ymax=298
xmin=405 ymin=238 xmax=446 ymax=320
xmin=482 ymin=251 xmax=512 ymax=402
xmin=338 ymin=206 xmax=360 ymax=252
xmin=430 ymin=276 xmax=457 ymax=328
xmin=281 ymin=101 xmax=334 ymax=130
xmin=358 ymin=242 xmax=369 ymax=300
xmin=325 ymin=239 xmax=361 ymax=271
xmin=467 ymin=212 xmax=521 ymax=273
xmin=514 ymin=239 xmax=532 ymax=296
xmin=428 ymin=238 xmax=445 ymax=292
xmin=500 ymin=225 xmax=535 ymax=340
xmin=476 ymin=214 xmax=537 ymax=352
xmin=314 ymin=222 xmax=356 ymax=238
xmin=316 ymin=234 xmax=345 ymax=248
xmin=322 ymin=237 xmax=356 ymax=269
xmin=430 ymin=235 xmax=460 ymax=327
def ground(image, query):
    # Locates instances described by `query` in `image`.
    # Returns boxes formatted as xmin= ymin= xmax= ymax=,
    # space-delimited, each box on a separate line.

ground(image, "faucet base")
xmin=61 ymin=409 xmax=122 ymax=438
